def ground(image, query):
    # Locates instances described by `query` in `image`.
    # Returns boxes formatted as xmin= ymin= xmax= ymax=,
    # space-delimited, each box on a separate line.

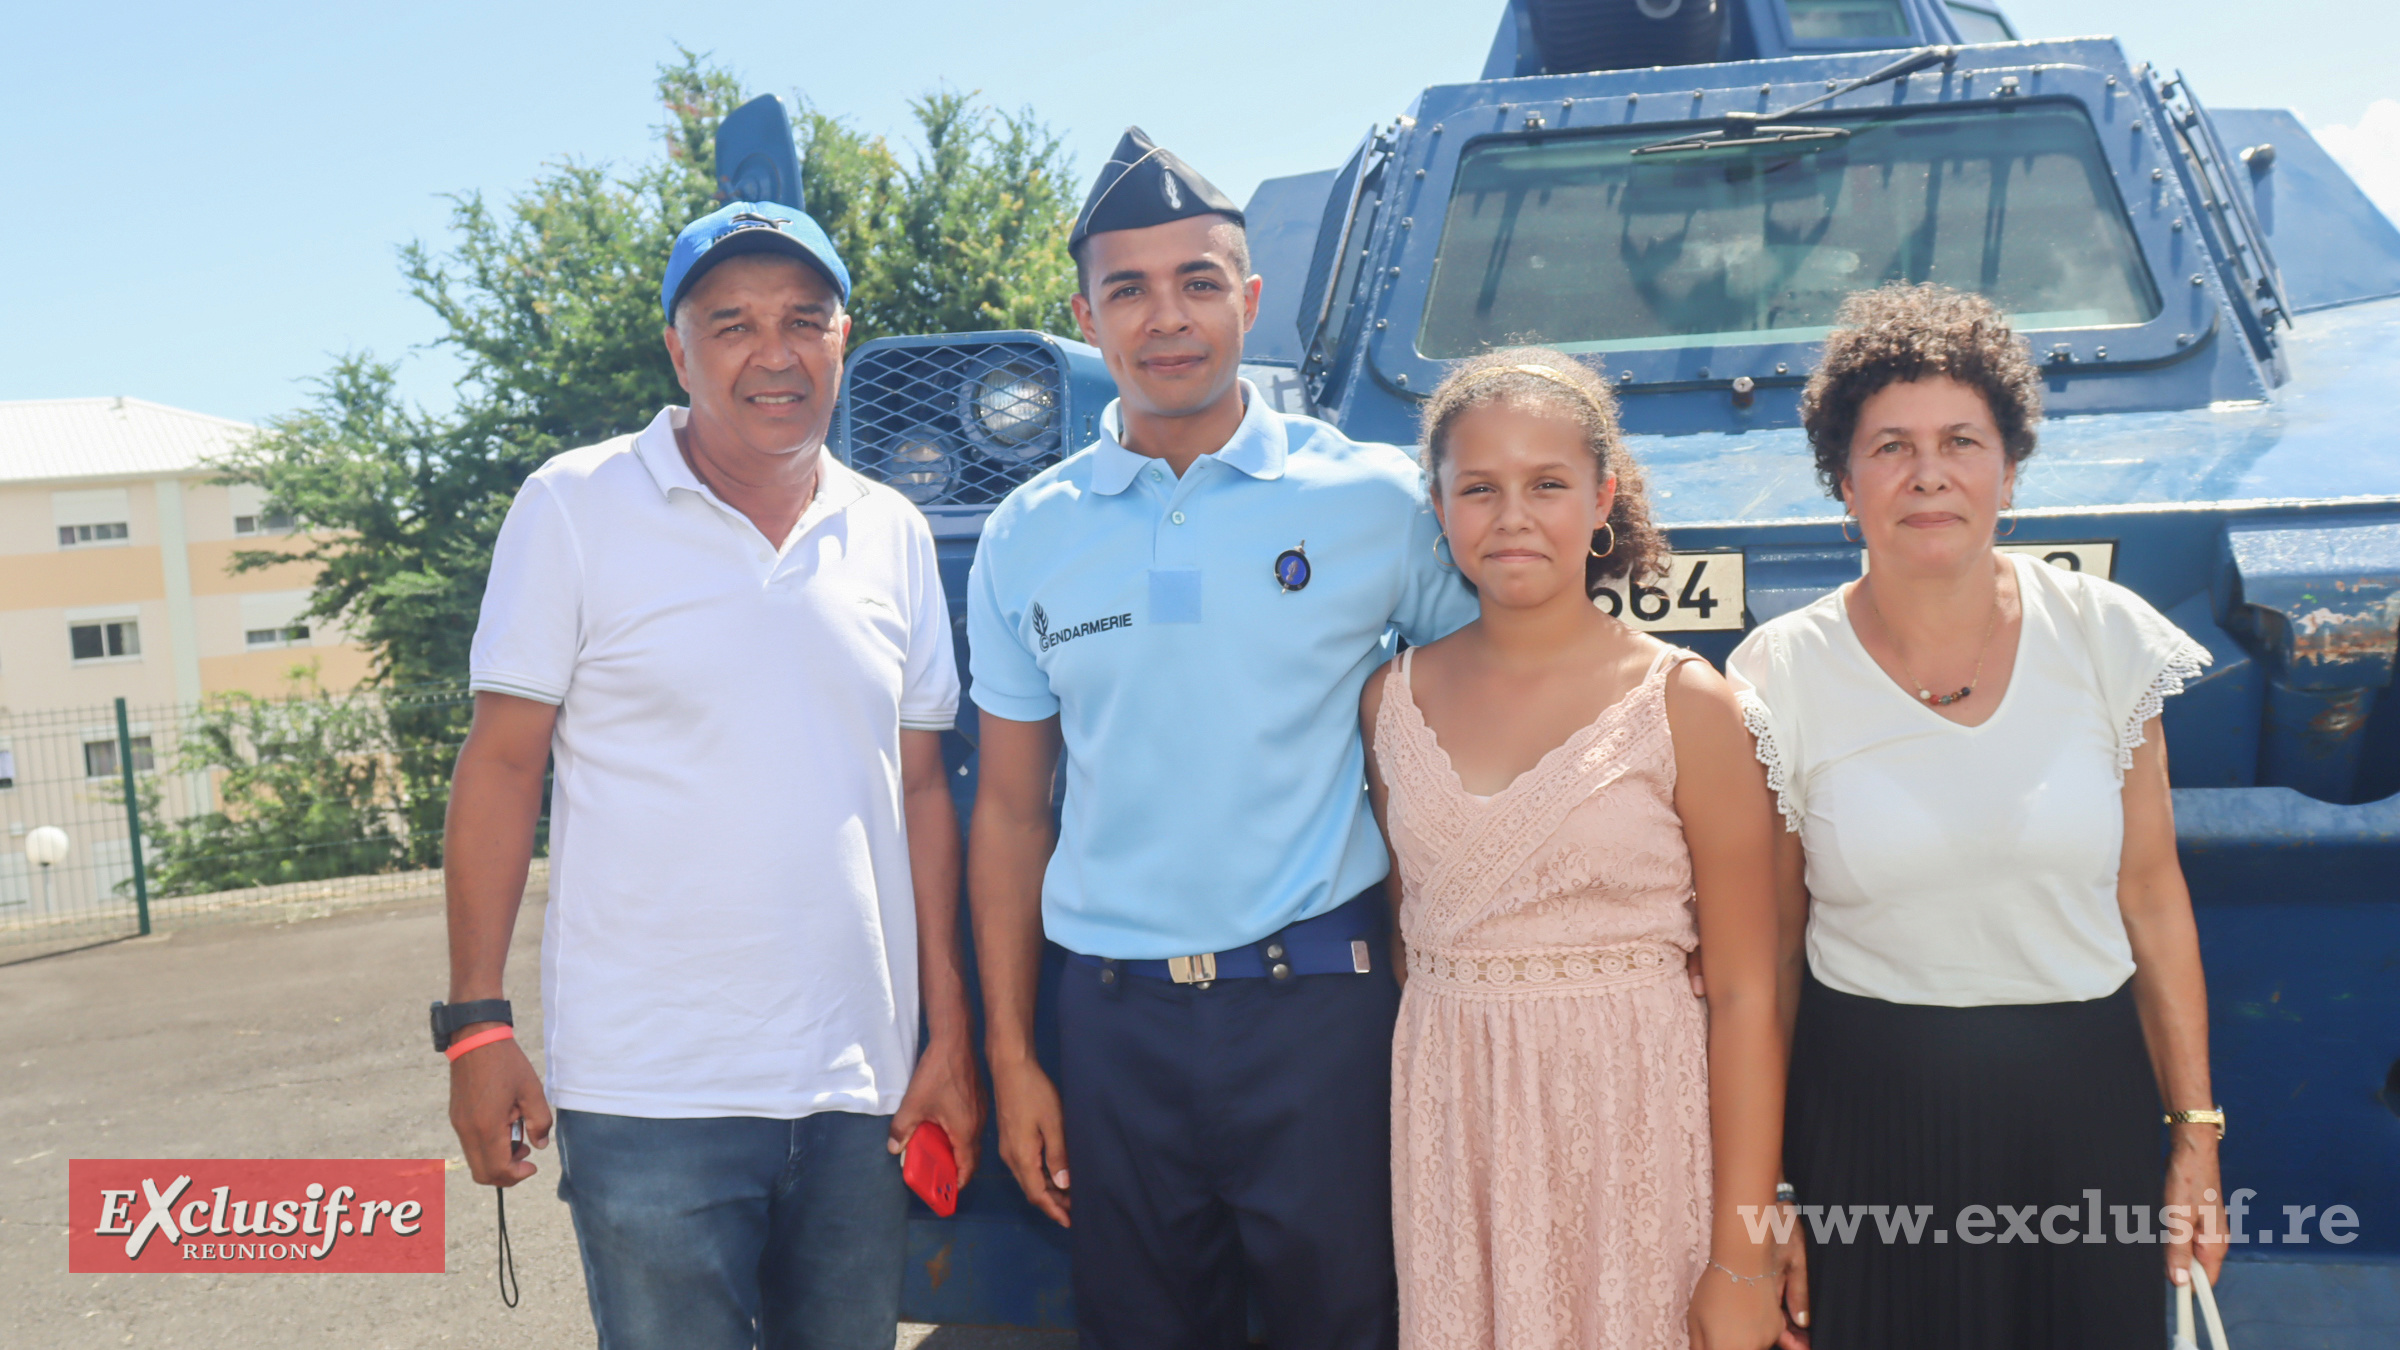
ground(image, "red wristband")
xmin=445 ymin=1025 xmax=516 ymax=1062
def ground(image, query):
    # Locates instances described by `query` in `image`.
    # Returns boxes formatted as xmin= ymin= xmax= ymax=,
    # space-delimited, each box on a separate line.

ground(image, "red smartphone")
xmin=902 ymin=1122 xmax=959 ymax=1217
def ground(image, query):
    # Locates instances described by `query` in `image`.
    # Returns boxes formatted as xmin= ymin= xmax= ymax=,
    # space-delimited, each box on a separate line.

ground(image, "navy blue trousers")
xmin=1059 ymin=952 xmax=1402 ymax=1350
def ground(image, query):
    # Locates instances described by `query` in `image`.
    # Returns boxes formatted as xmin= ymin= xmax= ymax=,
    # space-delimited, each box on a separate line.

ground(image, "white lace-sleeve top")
xmin=1725 ymin=553 xmax=2211 ymax=1007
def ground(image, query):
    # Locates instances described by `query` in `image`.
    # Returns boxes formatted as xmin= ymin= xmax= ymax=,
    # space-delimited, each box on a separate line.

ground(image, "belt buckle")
xmin=1166 ymin=952 xmax=1217 ymax=986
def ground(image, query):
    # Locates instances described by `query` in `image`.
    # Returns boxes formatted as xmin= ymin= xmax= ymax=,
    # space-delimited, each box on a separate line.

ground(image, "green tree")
xmin=854 ymin=91 xmax=1080 ymax=342
xmin=145 ymin=674 xmax=414 ymax=897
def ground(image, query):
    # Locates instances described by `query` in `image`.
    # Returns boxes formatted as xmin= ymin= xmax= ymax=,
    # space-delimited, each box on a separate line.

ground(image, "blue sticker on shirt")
xmin=1148 ymin=568 xmax=1203 ymax=624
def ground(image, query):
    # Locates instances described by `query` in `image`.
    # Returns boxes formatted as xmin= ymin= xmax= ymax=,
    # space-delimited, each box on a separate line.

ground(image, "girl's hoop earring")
xmin=1433 ymin=532 xmax=1457 ymax=570
xmin=1840 ymin=514 xmax=1860 ymax=544
xmin=1589 ymin=521 xmax=1617 ymax=559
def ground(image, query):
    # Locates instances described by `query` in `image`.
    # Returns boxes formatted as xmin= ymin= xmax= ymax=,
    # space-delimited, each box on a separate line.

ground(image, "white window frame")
xmin=229 ymin=483 xmax=295 ymax=536
xmin=244 ymin=622 xmax=314 ymax=649
xmin=81 ymin=734 xmax=156 ymax=780
xmin=57 ymin=521 xmax=133 ymax=548
xmin=239 ymin=591 xmax=317 ymax=650
xmin=68 ymin=618 xmax=143 ymax=664
xmin=53 ymin=488 xmax=135 ymax=550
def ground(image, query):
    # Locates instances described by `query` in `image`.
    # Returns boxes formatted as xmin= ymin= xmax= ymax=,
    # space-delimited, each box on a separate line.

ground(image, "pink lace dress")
xmin=1379 ymin=646 xmax=1713 ymax=1350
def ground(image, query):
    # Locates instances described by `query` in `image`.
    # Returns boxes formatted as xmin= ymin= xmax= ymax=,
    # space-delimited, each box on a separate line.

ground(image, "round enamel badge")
xmin=1274 ymin=543 xmax=1311 ymax=592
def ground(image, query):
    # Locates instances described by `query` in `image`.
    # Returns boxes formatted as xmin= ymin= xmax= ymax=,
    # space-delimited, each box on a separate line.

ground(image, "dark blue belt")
xmin=1067 ymin=888 xmax=1388 ymax=987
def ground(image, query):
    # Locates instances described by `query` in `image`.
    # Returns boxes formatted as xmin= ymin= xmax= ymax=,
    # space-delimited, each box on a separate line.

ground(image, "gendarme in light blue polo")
xmin=967 ymin=382 xmax=1476 ymax=960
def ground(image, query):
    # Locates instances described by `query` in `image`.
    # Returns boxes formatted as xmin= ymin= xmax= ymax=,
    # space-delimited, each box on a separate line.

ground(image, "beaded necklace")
xmin=1864 ymin=567 xmax=2002 ymax=707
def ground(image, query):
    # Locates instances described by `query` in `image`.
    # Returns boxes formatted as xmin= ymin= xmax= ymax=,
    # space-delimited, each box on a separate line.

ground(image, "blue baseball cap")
xmin=661 ymin=200 xmax=851 ymax=323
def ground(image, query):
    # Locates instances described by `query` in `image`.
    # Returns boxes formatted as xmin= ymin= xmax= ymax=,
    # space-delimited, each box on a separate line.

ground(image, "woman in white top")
xmin=1728 ymin=284 xmax=2226 ymax=1349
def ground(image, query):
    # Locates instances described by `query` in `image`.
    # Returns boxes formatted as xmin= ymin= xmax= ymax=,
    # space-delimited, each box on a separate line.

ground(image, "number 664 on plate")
xmin=1592 ymin=551 xmax=1747 ymax=632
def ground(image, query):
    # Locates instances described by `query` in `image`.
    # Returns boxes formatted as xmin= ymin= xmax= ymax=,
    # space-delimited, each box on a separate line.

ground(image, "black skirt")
xmin=1785 ymin=972 xmax=2165 ymax=1350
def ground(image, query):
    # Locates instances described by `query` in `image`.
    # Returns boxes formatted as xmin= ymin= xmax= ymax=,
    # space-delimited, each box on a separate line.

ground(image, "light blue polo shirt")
xmin=967 ymin=381 xmax=1477 ymax=959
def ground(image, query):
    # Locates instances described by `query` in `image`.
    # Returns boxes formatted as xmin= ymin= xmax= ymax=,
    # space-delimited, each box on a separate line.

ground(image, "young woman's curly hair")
xmin=1418 ymin=347 xmax=1671 ymax=590
xmin=1801 ymin=282 xmax=2045 ymax=500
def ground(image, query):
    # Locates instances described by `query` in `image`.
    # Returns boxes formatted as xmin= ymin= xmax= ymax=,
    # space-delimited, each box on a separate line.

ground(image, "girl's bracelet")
xmin=1709 ymin=1260 xmax=1782 ymax=1289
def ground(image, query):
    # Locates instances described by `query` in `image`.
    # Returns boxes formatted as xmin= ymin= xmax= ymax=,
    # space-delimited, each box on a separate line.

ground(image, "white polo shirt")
xmin=470 ymin=406 xmax=958 ymax=1120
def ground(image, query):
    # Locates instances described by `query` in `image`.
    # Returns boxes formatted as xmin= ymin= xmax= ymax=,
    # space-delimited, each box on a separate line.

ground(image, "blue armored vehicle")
xmin=732 ymin=0 xmax=2400 ymax=1337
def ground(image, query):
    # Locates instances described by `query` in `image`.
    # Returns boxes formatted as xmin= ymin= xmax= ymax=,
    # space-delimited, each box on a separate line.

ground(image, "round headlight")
xmin=961 ymin=359 xmax=1059 ymax=459
xmin=881 ymin=429 xmax=952 ymax=504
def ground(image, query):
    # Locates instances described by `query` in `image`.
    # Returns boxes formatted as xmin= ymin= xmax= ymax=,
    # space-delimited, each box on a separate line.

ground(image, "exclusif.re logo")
xmin=69 ymin=1159 xmax=444 ymax=1273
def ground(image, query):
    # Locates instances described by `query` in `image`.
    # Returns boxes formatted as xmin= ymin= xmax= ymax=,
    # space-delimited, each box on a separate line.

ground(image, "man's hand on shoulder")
xmin=889 ymin=1033 xmax=986 ymax=1189
xmin=448 ymin=1033 xmax=553 ymax=1187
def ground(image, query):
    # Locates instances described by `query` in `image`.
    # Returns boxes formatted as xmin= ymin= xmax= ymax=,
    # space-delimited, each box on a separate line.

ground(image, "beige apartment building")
xmin=0 ymin=396 xmax=370 ymax=717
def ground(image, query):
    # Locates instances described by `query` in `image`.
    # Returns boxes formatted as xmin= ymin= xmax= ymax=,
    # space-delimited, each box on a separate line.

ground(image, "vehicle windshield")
xmin=1418 ymin=103 xmax=2161 ymax=357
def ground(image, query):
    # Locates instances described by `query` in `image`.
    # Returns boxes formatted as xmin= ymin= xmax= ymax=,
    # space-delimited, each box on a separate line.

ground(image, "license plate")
xmin=1592 ymin=551 xmax=1746 ymax=632
xmin=1998 ymin=541 xmax=2117 ymax=578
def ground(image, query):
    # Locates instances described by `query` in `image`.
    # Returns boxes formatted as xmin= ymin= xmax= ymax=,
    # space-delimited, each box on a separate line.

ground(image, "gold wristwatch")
xmin=2164 ymin=1106 xmax=2227 ymax=1139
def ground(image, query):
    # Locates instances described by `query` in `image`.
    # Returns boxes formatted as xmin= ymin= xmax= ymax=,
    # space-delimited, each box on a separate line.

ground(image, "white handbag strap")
xmin=2172 ymin=1263 xmax=2231 ymax=1350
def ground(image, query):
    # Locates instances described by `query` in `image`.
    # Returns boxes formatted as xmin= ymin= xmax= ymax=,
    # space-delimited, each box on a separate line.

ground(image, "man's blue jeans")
xmin=554 ymin=1108 xmax=907 ymax=1350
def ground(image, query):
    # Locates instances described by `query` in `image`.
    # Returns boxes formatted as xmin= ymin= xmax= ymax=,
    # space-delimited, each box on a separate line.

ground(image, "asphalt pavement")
xmin=0 ymin=895 xmax=1072 ymax=1350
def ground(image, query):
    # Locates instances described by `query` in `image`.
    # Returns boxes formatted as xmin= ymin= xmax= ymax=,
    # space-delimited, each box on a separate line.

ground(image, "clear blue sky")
xmin=4 ymin=0 xmax=2392 ymax=426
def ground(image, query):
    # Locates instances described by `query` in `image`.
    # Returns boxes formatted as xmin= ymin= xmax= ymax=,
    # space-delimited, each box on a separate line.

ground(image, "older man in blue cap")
xmin=437 ymin=200 xmax=982 ymax=1350
xmin=968 ymin=130 xmax=1476 ymax=1350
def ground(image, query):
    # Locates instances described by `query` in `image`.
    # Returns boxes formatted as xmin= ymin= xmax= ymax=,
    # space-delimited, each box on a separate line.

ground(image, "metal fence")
xmin=0 ymin=683 xmax=504 ymax=961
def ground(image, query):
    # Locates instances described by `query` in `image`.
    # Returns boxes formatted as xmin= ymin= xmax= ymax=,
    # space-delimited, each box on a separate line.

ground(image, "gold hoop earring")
xmin=1589 ymin=521 xmax=1617 ymax=559
xmin=1998 ymin=504 xmax=2018 ymax=538
xmin=1432 ymin=532 xmax=1457 ymax=570
xmin=1840 ymin=515 xmax=1860 ymax=544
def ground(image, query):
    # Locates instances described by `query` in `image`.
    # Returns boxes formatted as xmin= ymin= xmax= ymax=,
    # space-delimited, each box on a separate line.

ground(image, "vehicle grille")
xmin=844 ymin=340 xmax=1068 ymax=507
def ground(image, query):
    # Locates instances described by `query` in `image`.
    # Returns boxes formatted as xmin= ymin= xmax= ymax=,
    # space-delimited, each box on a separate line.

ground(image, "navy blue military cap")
xmin=661 ymin=200 xmax=851 ymax=323
xmin=1068 ymin=127 xmax=1245 ymax=255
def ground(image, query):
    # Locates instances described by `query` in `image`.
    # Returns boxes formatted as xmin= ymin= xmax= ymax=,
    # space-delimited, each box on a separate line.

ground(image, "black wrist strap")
xmin=430 ymin=999 xmax=514 ymax=1052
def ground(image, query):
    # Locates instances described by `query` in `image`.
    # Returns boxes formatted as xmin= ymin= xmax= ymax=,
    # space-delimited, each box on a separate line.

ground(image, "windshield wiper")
xmin=1633 ymin=123 xmax=1851 ymax=155
xmin=1631 ymin=45 xmax=1959 ymax=157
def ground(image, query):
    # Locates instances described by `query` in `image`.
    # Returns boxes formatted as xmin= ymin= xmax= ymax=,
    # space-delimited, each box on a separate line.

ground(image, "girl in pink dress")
xmin=1361 ymin=349 xmax=1793 ymax=1350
